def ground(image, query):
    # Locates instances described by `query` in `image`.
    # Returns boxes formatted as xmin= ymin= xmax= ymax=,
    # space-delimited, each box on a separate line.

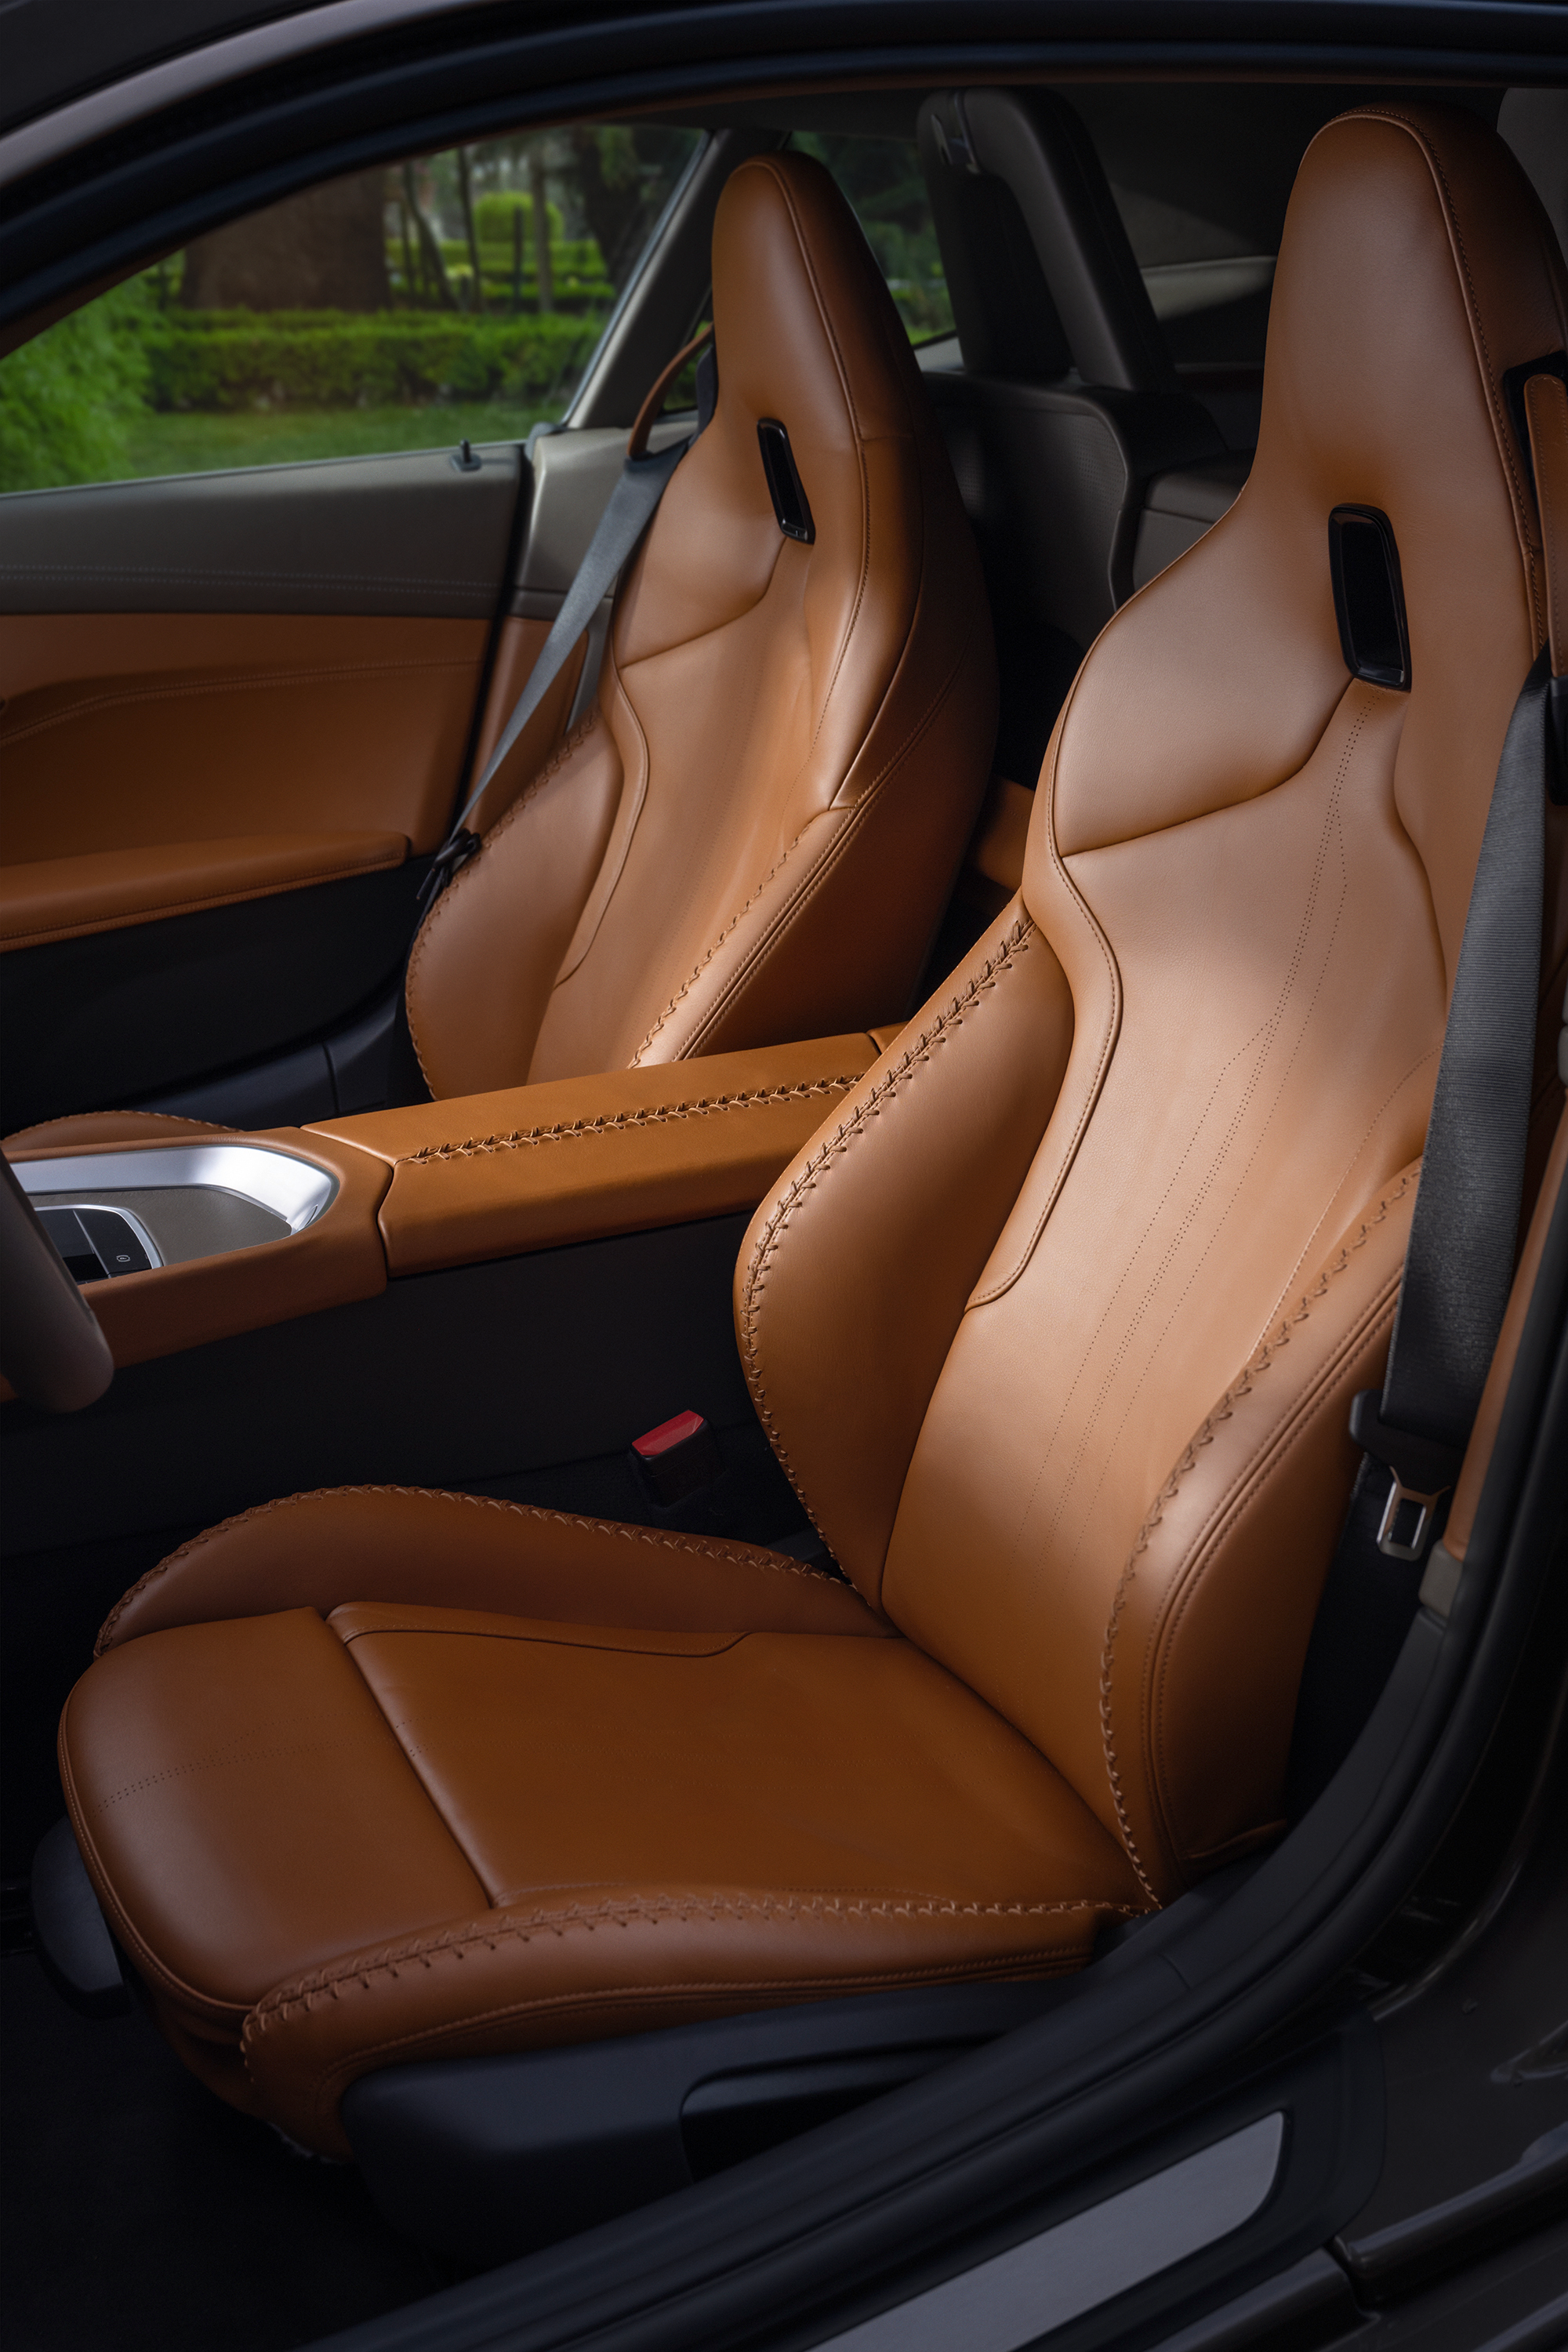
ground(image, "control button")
xmin=76 ymin=1207 xmax=154 ymax=1277
xmin=36 ymin=1207 xmax=107 ymax=1286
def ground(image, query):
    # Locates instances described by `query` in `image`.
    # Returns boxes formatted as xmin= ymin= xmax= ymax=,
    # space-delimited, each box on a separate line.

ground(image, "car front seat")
xmin=7 ymin=151 xmax=996 ymax=1150
xmin=52 ymin=104 xmax=1565 ymax=2158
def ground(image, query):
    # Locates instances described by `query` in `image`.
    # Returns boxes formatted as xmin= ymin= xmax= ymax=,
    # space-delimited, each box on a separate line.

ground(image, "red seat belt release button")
xmin=630 ymin=1410 xmax=722 ymax=1507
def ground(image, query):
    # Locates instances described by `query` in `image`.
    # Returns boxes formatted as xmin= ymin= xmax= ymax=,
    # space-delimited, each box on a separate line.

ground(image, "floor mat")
xmin=0 ymin=1954 xmax=443 ymax=2352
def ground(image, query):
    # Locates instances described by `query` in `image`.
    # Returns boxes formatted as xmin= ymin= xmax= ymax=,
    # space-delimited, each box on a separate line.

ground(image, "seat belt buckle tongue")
xmin=1348 ymin=1390 xmax=1464 ymax=1562
xmin=416 ymin=828 xmax=481 ymax=913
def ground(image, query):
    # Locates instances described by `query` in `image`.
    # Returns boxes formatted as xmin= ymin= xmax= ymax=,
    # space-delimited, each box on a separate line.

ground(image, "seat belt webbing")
xmin=1287 ymin=369 xmax=1566 ymax=1806
xmin=418 ymin=330 xmax=713 ymax=911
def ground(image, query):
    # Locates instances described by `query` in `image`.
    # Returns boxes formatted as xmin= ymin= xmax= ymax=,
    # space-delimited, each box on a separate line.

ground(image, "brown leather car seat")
xmin=8 ymin=152 xmax=996 ymax=1151
xmin=53 ymin=106 xmax=1566 ymax=2158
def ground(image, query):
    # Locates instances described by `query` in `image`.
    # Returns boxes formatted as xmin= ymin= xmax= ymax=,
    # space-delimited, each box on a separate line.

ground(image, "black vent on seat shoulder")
xmin=1329 ymin=506 xmax=1411 ymax=691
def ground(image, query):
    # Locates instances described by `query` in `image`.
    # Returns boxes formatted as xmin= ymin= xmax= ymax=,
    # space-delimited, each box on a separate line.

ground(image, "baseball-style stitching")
xmin=404 ymin=709 xmax=603 ymax=1092
xmin=635 ymin=599 xmax=983 ymax=1065
xmin=1341 ymin=107 xmax=1548 ymax=646
xmin=1098 ymin=1166 xmax=1417 ymax=1899
xmin=393 ymin=1073 xmax=861 ymax=1167
xmin=96 ymin=1482 xmax=855 ymax=1653
xmin=739 ymin=916 xmax=1038 ymax=1548
xmin=243 ymin=1887 xmax=1135 ymax=2065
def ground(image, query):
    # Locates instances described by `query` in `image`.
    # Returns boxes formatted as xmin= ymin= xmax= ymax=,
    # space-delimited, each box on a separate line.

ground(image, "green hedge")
xmin=0 ymin=282 xmax=151 ymax=491
xmin=140 ymin=308 xmax=606 ymax=412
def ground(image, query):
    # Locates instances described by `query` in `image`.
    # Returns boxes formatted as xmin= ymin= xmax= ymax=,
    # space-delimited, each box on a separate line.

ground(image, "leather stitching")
xmin=96 ymin=1483 xmax=852 ymax=1653
xmin=392 ymin=1074 xmax=861 ymax=1166
xmin=0 ymin=657 xmax=479 ymax=753
xmin=668 ymin=597 xmax=985 ymax=1063
xmin=7 ymin=1109 xmax=234 ymax=1148
xmin=969 ymin=677 xmax=1120 ymax=1308
xmin=1345 ymin=107 xmax=1546 ymax=645
xmin=1148 ymin=1283 xmax=1400 ymax=1866
xmin=1040 ymin=699 xmax=1371 ymax=1567
xmin=245 ymin=1887 xmax=1134 ymax=2034
xmin=1098 ymin=1165 xmax=1417 ymax=1898
xmin=404 ymin=710 xmax=601 ymax=1093
xmin=739 ymin=916 xmax=1036 ymax=1554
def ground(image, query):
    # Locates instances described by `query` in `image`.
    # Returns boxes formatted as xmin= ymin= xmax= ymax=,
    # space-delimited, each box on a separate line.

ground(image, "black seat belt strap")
xmin=1288 ymin=364 xmax=1566 ymax=1805
xmin=418 ymin=328 xmax=714 ymax=912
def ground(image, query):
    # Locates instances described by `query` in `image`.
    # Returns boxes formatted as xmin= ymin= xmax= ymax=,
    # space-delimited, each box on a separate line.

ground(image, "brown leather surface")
xmin=64 ymin=1526 xmax=1137 ymax=2152
xmin=744 ymin=107 xmax=1561 ymax=1892
xmin=0 ymin=831 xmax=407 ymax=952
xmin=1445 ymin=1102 xmax=1568 ymax=1564
xmin=458 ymin=615 xmax=590 ymax=840
xmin=60 ymin=1606 xmax=489 ymax=2027
xmin=0 ymin=614 xmax=488 ymax=868
xmin=309 ymin=1030 xmax=881 ymax=1274
xmin=96 ymin=1485 xmax=892 ymax=1653
xmin=5 ymin=1109 xmax=234 ymax=1152
xmin=407 ymin=152 xmax=996 ymax=1096
xmin=0 ymin=1129 xmax=389 ymax=1390
xmin=56 ymin=109 xmax=1567 ymax=2148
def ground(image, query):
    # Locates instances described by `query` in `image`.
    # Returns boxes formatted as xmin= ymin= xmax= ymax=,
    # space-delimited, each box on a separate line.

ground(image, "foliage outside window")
xmin=0 ymin=125 xmax=701 ymax=493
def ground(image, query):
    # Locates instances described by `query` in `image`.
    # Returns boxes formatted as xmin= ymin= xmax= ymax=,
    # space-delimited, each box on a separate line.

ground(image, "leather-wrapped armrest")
xmin=308 ymin=1033 xmax=886 ymax=1276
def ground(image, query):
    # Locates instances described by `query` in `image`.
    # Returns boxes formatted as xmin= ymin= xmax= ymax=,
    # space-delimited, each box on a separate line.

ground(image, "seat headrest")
xmin=1043 ymin=102 xmax=1568 ymax=974
xmin=616 ymin=148 xmax=937 ymax=662
xmin=711 ymin=149 xmax=926 ymax=458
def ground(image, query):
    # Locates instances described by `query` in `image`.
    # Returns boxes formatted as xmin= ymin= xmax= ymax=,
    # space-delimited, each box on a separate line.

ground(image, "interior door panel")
xmin=0 ymin=448 xmax=525 ymax=1124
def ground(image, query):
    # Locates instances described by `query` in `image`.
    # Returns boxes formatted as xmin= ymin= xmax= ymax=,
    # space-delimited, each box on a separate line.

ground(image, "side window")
xmin=788 ymin=134 xmax=955 ymax=347
xmin=0 ymin=124 xmax=702 ymax=494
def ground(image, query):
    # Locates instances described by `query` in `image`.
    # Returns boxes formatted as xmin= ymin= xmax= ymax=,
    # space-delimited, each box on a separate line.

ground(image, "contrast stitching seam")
xmin=1098 ymin=1164 xmax=1417 ymax=1896
xmin=1149 ymin=1281 xmax=1401 ymax=1850
xmin=96 ymin=1483 xmax=850 ymax=1652
xmin=9 ymin=1109 xmax=233 ymax=1145
xmin=0 ymin=658 xmax=478 ymax=750
xmin=669 ymin=597 xmax=983 ymax=1062
xmin=393 ymin=1075 xmax=861 ymax=1166
xmin=738 ymin=916 xmax=1036 ymax=1542
xmin=969 ymin=698 xmax=1120 ymax=1308
xmin=404 ymin=710 xmax=601 ymax=1090
xmin=245 ymin=1889 xmax=1135 ymax=2030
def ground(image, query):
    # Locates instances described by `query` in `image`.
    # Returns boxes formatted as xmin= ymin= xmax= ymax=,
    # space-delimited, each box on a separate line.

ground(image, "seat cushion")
xmin=62 ymin=1508 xmax=1144 ymax=2154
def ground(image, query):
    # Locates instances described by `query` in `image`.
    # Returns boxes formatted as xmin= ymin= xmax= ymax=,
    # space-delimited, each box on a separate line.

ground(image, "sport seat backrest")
xmin=405 ymin=150 xmax=997 ymax=1094
xmin=741 ymin=103 xmax=1567 ymax=1900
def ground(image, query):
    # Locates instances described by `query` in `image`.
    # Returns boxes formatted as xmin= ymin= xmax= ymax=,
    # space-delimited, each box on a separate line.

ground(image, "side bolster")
xmin=242 ymin=1880 xmax=1129 ymax=2158
xmin=405 ymin=713 xmax=623 ymax=1099
xmin=736 ymin=909 xmax=1073 ymax=1606
xmin=634 ymin=428 xmax=999 ymax=1068
xmin=1103 ymin=1167 xmax=1417 ymax=1899
xmin=96 ymin=1486 xmax=891 ymax=1653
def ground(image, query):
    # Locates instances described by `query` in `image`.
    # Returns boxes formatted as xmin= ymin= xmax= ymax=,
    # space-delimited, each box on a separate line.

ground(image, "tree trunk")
xmin=531 ymin=149 xmax=554 ymax=314
xmin=457 ymin=147 xmax=485 ymax=313
xmin=180 ymin=169 xmax=391 ymax=310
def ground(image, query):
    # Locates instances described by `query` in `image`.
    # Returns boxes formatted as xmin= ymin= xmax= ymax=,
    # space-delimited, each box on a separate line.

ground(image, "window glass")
xmin=0 ymin=124 xmax=702 ymax=493
xmin=789 ymin=133 xmax=954 ymax=345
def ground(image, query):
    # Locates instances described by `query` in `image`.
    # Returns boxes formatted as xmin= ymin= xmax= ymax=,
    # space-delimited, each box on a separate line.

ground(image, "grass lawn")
xmin=120 ymin=401 xmax=558 ymax=477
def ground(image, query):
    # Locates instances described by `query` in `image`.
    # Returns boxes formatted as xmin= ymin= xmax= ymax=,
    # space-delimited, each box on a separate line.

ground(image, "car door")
xmin=0 ymin=121 xmax=730 ymax=1134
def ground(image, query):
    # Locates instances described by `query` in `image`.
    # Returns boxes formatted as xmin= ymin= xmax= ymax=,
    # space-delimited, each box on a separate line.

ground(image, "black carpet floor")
xmin=1 ymin=1955 xmax=445 ymax=2352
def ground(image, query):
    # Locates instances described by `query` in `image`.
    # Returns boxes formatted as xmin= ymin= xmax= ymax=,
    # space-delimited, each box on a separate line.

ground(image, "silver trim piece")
xmin=808 ymin=2114 xmax=1285 ymax=2352
xmin=13 ymin=1145 xmax=337 ymax=1235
